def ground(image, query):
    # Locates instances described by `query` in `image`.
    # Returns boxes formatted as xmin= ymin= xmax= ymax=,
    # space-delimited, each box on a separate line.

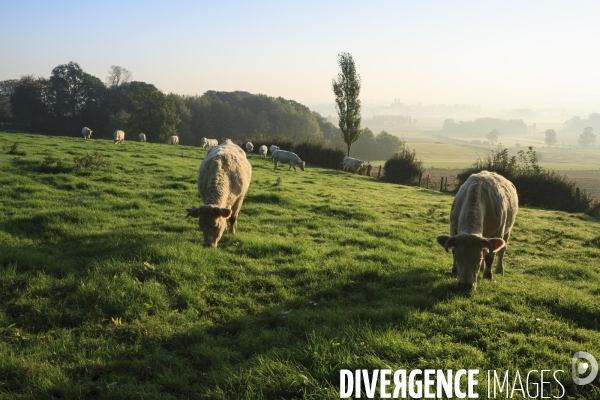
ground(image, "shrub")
xmin=72 ymin=151 xmax=111 ymax=171
xmin=457 ymin=146 xmax=597 ymax=214
xmin=6 ymin=142 xmax=26 ymax=156
xmin=251 ymin=138 xmax=346 ymax=170
xmin=383 ymin=143 xmax=424 ymax=185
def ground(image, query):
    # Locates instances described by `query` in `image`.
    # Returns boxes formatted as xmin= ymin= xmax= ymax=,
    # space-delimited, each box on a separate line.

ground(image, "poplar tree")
xmin=332 ymin=52 xmax=361 ymax=157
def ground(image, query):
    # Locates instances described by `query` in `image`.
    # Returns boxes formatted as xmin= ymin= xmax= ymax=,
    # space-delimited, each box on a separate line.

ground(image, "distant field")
xmin=368 ymin=142 xmax=600 ymax=170
xmin=1 ymin=131 xmax=600 ymax=398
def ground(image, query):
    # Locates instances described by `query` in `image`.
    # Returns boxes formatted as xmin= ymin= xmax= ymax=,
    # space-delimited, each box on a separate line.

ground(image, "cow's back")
xmin=451 ymin=171 xmax=517 ymax=238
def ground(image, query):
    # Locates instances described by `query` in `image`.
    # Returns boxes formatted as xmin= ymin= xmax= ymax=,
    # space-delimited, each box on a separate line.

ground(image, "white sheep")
xmin=81 ymin=127 xmax=92 ymax=140
xmin=113 ymin=130 xmax=125 ymax=144
xmin=200 ymin=137 xmax=218 ymax=149
xmin=167 ymin=135 xmax=179 ymax=145
xmin=343 ymin=156 xmax=365 ymax=174
xmin=139 ymin=133 xmax=146 ymax=142
xmin=269 ymin=145 xmax=279 ymax=155
xmin=272 ymin=149 xmax=305 ymax=171
xmin=245 ymin=142 xmax=254 ymax=152
xmin=258 ymin=145 xmax=268 ymax=159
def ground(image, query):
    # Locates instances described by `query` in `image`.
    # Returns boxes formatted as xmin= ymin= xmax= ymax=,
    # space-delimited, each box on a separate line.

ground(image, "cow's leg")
xmin=229 ymin=196 xmax=246 ymax=234
xmin=452 ymin=259 xmax=458 ymax=276
xmin=483 ymin=251 xmax=495 ymax=279
xmin=496 ymin=231 xmax=511 ymax=274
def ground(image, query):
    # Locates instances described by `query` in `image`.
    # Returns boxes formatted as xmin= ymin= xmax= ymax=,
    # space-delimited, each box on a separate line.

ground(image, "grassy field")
xmin=1 ymin=131 xmax=600 ymax=399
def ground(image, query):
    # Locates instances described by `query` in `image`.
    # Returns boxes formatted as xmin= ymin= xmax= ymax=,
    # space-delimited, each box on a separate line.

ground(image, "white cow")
xmin=435 ymin=171 xmax=518 ymax=290
xmin=245 ymin=142 xmax=254 ymax=153
xmin=186 ymin=140 xmax=252 ymax=248
xmin=343 ymin=156 xmax=365 ymax=174
xmin=258 ymin=145 xmax=268 ymax=159
xmin=81 ymin=127 xmax=92 ymax=140
xmin=113 ymin=130 xmax=125 ymax=144
xmin=139 ymin=133 xmax=146 ymax=142
xmin=272 ymin=149 xmax=305 ymax=171
xmin=167 ymin=136 xmax=179 ymax=145
xmin=269 ymin=145 xmax=279 ymax=155
xmin=200 ymin=137 xmax=218 ymax=149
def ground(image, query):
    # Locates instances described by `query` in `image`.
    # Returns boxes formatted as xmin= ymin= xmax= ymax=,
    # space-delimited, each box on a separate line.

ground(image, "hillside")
xmin=1 ymin=131 xmax=599 ymax=399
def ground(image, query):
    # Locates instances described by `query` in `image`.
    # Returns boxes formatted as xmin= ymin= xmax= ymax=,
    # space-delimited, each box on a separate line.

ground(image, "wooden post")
xmin=418 ymin=172 xmax=422 ymax=187
xmin=440 ymin=178 xmax=444 ymax=192
xmin=426 ymin=175 xmax=429 ymax=189
xmin=377 ymin=166 xmax=382 ymax=179
xmin=367 ymin=164 xmax=373 ymax=177
xmin=444 ymin=177 xmax=448 ymax=192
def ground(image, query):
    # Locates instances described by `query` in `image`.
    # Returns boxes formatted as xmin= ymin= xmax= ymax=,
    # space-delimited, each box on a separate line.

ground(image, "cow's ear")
xmin=185 ymin=207 xmax=201 ymax=218
xmin=436 ymin=235 xmax=450 ymax=249
xmin=488 ymin=238 xmax=506 ymax=252
xmin=216 ymin=208 xmax=232 ymax=218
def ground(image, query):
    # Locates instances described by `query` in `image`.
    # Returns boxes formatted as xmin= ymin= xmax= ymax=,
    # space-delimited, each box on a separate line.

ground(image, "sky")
xmin=2 ymin=0 xmax=600 ymax=110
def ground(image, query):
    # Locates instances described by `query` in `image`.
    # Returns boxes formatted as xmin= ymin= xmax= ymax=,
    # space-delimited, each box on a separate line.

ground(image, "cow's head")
xmin=297 ymin=161 xmax=306 ymax=171
xmin=186 ymin=205 xmax=232 ymax=247
xmin=436 ymin=234 xmax=505 ymax=290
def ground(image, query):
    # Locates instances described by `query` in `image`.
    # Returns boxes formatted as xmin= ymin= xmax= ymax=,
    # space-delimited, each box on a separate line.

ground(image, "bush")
xmin=250 ymin=138 xmax=346 ymax=170
xmin=457 ymin=146 xmax=597 ymax=214
xmin=383 ymin=143 xmax=424 ymax=185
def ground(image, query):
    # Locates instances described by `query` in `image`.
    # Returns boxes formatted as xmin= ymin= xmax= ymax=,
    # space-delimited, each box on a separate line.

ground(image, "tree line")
xmin=442 ymin=118 xmax=528 ymax=137
xmin=0 ymin=61 xmax=404 ymax=160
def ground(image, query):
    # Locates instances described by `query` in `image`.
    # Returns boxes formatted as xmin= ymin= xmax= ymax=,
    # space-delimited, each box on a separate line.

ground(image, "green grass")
xmin=1 ymin=131 xmax=600 ymax=398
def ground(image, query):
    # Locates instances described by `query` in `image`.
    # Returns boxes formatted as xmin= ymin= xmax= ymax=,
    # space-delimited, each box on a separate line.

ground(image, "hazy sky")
xmin=2 ymin=0 xmax=600 ymax=109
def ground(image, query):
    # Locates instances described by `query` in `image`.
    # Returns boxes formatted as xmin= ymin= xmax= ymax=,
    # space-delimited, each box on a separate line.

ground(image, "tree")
xmin=106 ymin=65 xmax=132 ymax=88
xmin=544 ymin=129 xmax=557 ymax=147
xmin=486 ymin=128 xmax=500 ymax=145
xmin=578 ymin=127 xmax=596 ymax=148
xmin=46 ymin=62 xmax=106 ymax=118
xmin=127 ymin=84 xmax=179 ymax=142
xmin=0 ymin=79 xmax=18 ymax=120
xmin=332 ymin=52 xmax=361 ymax=156
xmin=10 ymin=75 xmax=48 ymax=128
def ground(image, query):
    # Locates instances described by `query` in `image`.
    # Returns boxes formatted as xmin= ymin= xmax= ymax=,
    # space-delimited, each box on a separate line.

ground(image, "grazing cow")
xmin=167 ymin=135 xmax=179 ymax=145
xmin=113 ymin=130 xmax=125 ymax=144
xmin=435 ymin=171 xmax=518 ymax=290
xmin=186 ymin=140 xmax=252 ymax=248
xmin=81 ymin=127 xmax=92 ymax=140
xmin=139 ymin=133 xmax=146 ymax=142
xmin=200 ymin=137 xmax=218 ymax=149
xmin=343 ymin=156 xmax=365 ymax=174
xmin=245 ymin=142 xmax=254 ymax=153
xmin=272 ymin=149 xmax=305 ymax=171
xmin=258 ymin=145 xmax=268 ymax=159
xmin=269 ymin=145 xmax=279 ymax=155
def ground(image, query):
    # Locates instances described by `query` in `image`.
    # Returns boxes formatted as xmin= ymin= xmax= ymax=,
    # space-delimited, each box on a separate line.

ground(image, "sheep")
xmin=269 ymin=145 xmax=279 ymax=155
xmin=186 ymin=139 xmax=252 ymax=248
xmin=113 ymin=130 xmax=125 ymax=144
xmin=435 ymin=171 xmax=518 ymax=290
xmin=81 ymin=127 xmax=92 ymax=140
xmin=167 ymin=135 xmax=179 ymax=145
xmin=200 ymin=137 xmax=218 ymax=149
xmin=343 ymin=156 xmax=365 ymax=174
xmin=258 ymin=145 xmax=268 ymax=159
xmin=245 ymin=142 xmax=254 ymax=153
xmin=272 ymin=149 xmax=305 ymax=171
xmin=139 ymin=133 xmax=146 ymax=142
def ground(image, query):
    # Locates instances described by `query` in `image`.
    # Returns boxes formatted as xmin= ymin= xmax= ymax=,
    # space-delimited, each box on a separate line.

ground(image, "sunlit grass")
xmin=0 ymin=131 xmax=599 ymax=398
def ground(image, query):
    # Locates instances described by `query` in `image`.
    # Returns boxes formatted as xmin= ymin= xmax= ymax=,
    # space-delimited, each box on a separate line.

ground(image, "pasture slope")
xmin=0 ymin=131 xmax=599 ymax=399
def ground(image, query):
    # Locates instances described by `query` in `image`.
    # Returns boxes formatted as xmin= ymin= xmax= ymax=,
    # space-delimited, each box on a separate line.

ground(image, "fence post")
xmin=440 ymin=178 xmax=444 ymax=192
xmin=444 ymin=177 xmax=448 ymax=192
xmin=418 ymin=172 xmax=422 ymax=187
xmin=377 ymin=166 xmax=382 ymax=179
xmin=367 ymin=164 xmax=373 ymax=177
xmin=426 ymin=175 xmax=429 ymax=189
